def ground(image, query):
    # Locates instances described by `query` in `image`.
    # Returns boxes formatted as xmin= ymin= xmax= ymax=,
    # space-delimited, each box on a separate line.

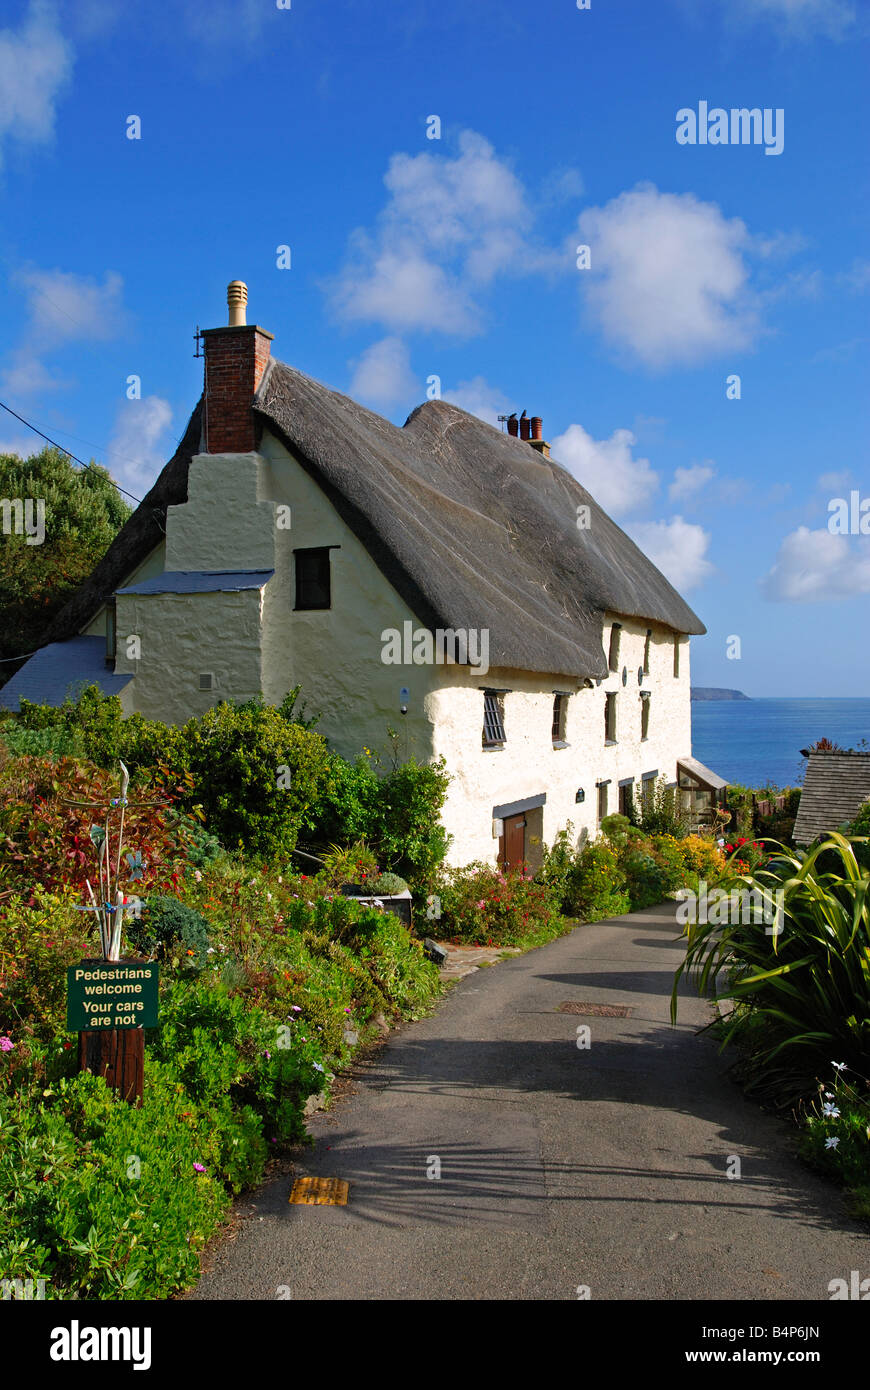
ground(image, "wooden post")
xmin=79 ymin=1027 xmax=144 ymax=1106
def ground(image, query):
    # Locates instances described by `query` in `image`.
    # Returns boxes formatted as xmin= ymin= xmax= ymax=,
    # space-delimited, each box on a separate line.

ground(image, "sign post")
xmin=63 ymin=763 xmax=166 ymax=1106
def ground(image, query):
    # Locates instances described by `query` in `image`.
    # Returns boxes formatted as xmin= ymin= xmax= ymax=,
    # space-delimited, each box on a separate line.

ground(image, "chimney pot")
xmin=507 ymin=414 xmax=519 ymax=437
xmin=530 ymin=416 xmax=543 ymax=441
xmin=227 ymin=280 xmax=248 ymax=327
xmin=519 ymin=416 xmax=531 ymax=441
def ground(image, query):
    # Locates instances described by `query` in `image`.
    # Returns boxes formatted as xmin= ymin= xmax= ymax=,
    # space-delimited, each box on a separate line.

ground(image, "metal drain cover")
xmin=557 ymin=1001 xmax=633 ymax=1018
xmin=288 ymin=1176 xmax=349 ymax=1206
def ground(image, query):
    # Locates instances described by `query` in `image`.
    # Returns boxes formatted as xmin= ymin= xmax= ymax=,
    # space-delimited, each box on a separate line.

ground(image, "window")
xmin=597 ymin=781 xmax=609 ymax=824
xmin=643 ymin=629 xmax=652 ymax=675
xmin=618 ymin=780 xmax=634 ymax=816
xmin=608 ymin=622 xmax=622 ymax=672
xmin=641 ymin=691 xmax=650 ymax=741
xmin=482 ymin=691 xmax=506 ymax=747
xmin=105 ymin=600 xmax=116 ymax=667
xmin=673 ymin=634 xmax=680 ymax=678
xmin=552 ymin=692 xmax=569 ymax=745
xmin=604 ymin=691 xmax=617 ymax=743
xmin=294 ymin=547 xmax=333 ymax=610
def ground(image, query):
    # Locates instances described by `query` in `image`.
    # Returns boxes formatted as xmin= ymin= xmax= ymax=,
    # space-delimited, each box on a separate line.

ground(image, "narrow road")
xmin=193 ymin=904 xmax=866 ymax=1300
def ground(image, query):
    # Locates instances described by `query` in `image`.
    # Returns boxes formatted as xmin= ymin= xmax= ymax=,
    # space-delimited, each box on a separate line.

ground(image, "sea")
xmin=691 ymin=698 xmax=870 ymax=790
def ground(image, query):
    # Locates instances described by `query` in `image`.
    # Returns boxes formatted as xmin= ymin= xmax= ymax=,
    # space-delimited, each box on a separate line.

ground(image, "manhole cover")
xmin=557 ymin=1001 xmax=633 ymax=1018
xmin=288 ymin=1176 xmax=349 ymax=1206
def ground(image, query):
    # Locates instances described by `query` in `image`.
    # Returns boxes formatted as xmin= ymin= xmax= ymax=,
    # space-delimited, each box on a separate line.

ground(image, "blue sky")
xmin=1 ymin=0 xmax=868 ymax=697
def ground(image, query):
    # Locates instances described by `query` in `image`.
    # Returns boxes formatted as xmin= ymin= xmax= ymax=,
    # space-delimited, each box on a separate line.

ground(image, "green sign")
xmin=67 ymin=959 xmax=159 ymax=1031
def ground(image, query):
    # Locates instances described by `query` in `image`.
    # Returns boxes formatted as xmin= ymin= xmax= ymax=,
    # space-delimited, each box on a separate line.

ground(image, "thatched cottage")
xmin=2 ymin=283 xmax=725 ymax=867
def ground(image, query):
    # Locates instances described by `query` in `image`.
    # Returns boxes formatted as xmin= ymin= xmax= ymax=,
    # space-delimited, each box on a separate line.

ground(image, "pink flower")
xmin=0 ymin=1037 xmax=13 ymax=1052
xmin=476 ymin=900 xmax=486 ymax=909
xmin=290 ymin=1004 xmax=302 ymax=1012
xmin=193 ymin=1163 xmax=206 ymax=1173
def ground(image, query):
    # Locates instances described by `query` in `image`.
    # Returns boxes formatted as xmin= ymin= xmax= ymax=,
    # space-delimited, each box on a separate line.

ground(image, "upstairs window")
xmin=295 ymin=547 xmax=333 ymax=610
xmin=641 ymin=691 xmax=651 ymax=741
xmin=482 ymin=691 xmax=506 ymax=747
xmin=604 ymin=691 xmax=617 ymax=743
xmin=643 ymin=628 xmax=652 ymax=675
xmin=673 ymin=634 xmax=681 ymax=678
xmin=608 ymin=622 xmax=622 ymax=672
xmin=597 ymin=781 xmax=609 ymax=824
xmin=552 ymin=692 xmax=569 ymax=746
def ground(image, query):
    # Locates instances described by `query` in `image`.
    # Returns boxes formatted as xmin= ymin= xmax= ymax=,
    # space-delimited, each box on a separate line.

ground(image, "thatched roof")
xmin=39 ymin=359 xmax=704 ymax=679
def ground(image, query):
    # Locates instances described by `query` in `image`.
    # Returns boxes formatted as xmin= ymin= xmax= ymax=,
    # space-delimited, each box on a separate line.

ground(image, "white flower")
xmin=312 ymin=1062 xmax=324 ymax=1072
xmin=825 ymin=1136 xmax=840 ymax=1150
xmin=832 ymin=1061 xmax=848 ymax=1072
xmin=822 ymin=1104 xmax=841 ymax=1119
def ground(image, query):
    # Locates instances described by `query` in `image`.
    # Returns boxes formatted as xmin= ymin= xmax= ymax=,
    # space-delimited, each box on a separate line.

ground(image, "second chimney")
xmin=528 ymin=415 xmax=550 ymax=458
xmin=200 ymin=282 xmax=274 ymax=453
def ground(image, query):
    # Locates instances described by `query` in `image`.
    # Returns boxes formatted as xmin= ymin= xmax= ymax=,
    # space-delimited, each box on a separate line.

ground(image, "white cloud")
xmin=15 ymin=266 xmax=126 ymax=344
xmin=443 ymin=376 xmax=513 ymax=428
xmin=575 ymin=185 xmax=758 ymax=368
xmin=105 ymin=396 xmax=173 ymax=497
xmin=626 ymin=516 xmax=715 ymax=591
xmin=550 ymin=422 xmax=659 ymax=517
xmin=732 ymin=0 xmax=856 ymax=39
xmin=0 ymin=1 xmax=73 ymax=168
xmin=329 ymin=130 xmax=554 ymax=336
xmin=669 ymin=462 xmax=715 ymax=502
xmin=761 ymin=527 xmax=870 ymax=601
xmin=817 ymin=470 xmax=851 ymax=493
xmin=348 ymin=337 xmax=418 ymax=409
xmin=0 ymin=434 xmax=41 ymax=459
xmin=2 ymin=265 xmax=127 ymax=397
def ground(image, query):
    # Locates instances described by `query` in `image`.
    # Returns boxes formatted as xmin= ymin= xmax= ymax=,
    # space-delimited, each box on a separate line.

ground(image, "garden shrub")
xmin=128 ymin=894 xmax=211 ymax=970
xmin=437 ymin=861 xmax=564 ymax=945
xmin=540 ymin=830 xmax=631 ymax=921
xmin=630 ymin=775 xmax=689 ymax=838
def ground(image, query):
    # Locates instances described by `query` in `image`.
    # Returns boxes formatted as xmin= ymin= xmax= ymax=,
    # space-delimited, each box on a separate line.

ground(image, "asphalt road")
xmin=192 ymin=904 xmax=867 ymax=1301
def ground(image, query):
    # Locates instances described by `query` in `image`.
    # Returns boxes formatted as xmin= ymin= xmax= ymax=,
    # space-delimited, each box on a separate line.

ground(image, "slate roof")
xmin=793 ymin=750 xmax=870 ymax=846
xmin=117 ymin=570 xmax=274 ymax=595
xmin=31 ymin=355 xmax=706 ymax=681
xmin=0 ymin=637 xmax=133 ymax=712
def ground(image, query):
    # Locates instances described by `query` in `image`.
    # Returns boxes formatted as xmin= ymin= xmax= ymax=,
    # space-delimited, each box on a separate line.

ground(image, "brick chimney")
xmin=200 ymin=282 xmax=274 ymax=453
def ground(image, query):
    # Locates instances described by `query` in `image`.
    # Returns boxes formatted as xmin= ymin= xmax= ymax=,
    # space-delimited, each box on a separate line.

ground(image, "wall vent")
xmin=198 ymin=673 xmax=214 ymax=691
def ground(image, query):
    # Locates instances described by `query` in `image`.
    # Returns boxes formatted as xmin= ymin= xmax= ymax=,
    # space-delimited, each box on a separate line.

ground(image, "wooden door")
xmin=499 ymin=813 xmax=526 ymax=870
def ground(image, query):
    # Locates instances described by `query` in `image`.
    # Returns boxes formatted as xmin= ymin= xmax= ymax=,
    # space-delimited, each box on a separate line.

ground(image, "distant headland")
xmin=691 ymin=687 xmax=751 ymax=702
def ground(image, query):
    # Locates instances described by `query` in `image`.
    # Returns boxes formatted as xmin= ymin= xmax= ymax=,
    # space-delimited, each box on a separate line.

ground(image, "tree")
xmin=0 ymin=447 xmax=131 ymax=683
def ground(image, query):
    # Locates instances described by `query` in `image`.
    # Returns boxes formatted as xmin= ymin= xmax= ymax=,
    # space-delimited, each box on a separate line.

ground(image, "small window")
xmin=294 ymin=547 xmax=332 ymax=610
xmin=552 ymin=692 xmax=568 ymax=745
xmin=618 ymin=781 xmax=634 ymax=816
xmin=199 ymin=673 xmax=214 ymax=691
xmin=482 ymin=692 xmax=506 ymax=747
xmin=608 ymin=622 xmax=622 ymax=672
xmin=641 ymin=692 xmax=651 ymax=741
xmin=604 ymin=691 xmax=617 ymax=743
xmin=643 ymin=629 xmax=652 ymax=675
xmin=673 ymin=634 xmax=680 ymax=678
xmin=105 ymin=600 xmax=116 ymax=668
xmin=597 ymin=781 xmax=609 ymax=824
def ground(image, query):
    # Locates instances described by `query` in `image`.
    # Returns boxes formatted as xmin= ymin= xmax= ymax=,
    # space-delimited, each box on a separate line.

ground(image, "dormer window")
xmin=608 ymin=622 xmax=622 ymax=672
